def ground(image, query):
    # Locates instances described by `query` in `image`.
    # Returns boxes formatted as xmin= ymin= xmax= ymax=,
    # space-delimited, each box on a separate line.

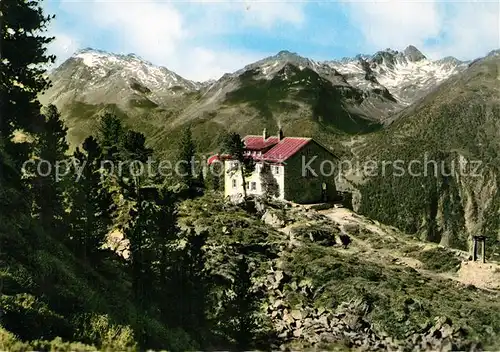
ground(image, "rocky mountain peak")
xmin=275 ymin=50 xmax=300 ymax=58
xmin=403 ymin=45 xmax=426 ymax=62
xmin=235 ymin=50 xmax=318 ymax=80
xmin=42 ymin=48 xmax=201 ymax=112
xmin=266 ymin=50 xmax=312 ymax=66
xmin=487 ymin=49 xmax=500 ymax=57
xmin=75 ymin=47 xmax=101 ymax=54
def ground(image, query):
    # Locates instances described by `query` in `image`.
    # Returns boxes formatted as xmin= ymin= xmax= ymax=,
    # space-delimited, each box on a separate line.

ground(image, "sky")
xmin=43 ymin=0 xmax=500 ymax=82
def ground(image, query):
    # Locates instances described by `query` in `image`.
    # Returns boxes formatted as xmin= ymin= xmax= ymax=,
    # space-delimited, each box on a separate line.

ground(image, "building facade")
xmin=209 ymin=129 xmax=338 ymax=204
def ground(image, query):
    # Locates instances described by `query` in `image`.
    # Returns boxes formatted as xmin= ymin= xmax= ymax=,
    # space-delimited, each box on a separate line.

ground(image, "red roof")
xmin=263 ymin=137 xmax=311 ymax=163
xmin=207 ymin=153 xmax=231 ymax=165
xmin=243 ymin=135 xmax=279 ymax=150
xmin=208 ymin=136 xmax=325 ymax=165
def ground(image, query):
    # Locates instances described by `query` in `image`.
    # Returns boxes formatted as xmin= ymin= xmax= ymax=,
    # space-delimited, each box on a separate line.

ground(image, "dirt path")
xmin=312 ymin=207 xmax=500 ymax=293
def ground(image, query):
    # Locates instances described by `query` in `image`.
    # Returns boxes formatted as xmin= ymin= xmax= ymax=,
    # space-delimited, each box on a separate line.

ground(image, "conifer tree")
xmin=177 ymin=126 xmax=196 ymax=189
xmin=233 ymin=255 xmax=255 ymax=350
xmin=165 ymin=228 xmax=209 ymax=340
xmin=259 ymin=162 xmax=280 ymax=198
xmin=0 ymin=0 xmax=55 ymax=154
xmin=68 ymin=136 xmax=113 ymax=262
xmin=98 ymin=112 xmax=124 ymax=161
xmin=205 ymin=160 xmax=222 ymax=191
xmin=118 ymin=130 xmax=153 ymax=201
xmin=195 ymin=168 xmax=205 ymax=193
xmin=221 ymin=132 xmax=254 ymax=199
xmin=0 ymin=0 xmax=56 ymax=228
xmin=31 ymin=104 xmax=69 ymax=236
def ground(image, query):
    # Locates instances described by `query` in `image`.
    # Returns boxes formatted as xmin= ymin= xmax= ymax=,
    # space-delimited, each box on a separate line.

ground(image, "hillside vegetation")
xmin=354 ymin=54 xmax=500 ymax=258
xmin=3 ymin=1 xmax=500 ymax=350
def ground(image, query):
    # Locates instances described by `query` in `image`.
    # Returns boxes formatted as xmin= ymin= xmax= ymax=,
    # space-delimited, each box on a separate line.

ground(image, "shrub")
xmin=75 ymin=313 xmax=136 ymax=350
xmin=418 ymin=247 xmax=462 ymax=273
xmin=0 ymin=293 xmax=72 ymax=341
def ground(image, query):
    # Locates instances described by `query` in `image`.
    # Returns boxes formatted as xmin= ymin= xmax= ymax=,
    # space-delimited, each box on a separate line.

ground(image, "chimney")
xmin=263 ymin=128 xmax=267 ymax=140
xmin=278 ymin=126 xmax=284 ymax=141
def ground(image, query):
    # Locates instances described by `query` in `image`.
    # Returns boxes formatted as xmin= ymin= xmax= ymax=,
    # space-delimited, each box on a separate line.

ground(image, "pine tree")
xmin=0 ymin=0 xmax=55 ymax=154
xmin=221 ymin=132 xmax=254 ymax=199
xmin=0 ymin=0 xmax=56 ymax=234
xmin=121 ymin=130 xmax=152 ymax=163
xmin=97 ymin=112 xmax=124 ymax=161
xmin=67 ymin=136 xmax=113 ymax=262
xmin=0 ymin=1 xmax=57 ymax=319
xmin=165 ymin=228 xmax=209 ymax=340
xmin=118 ymin=130 xmax=153 ymax=202
xmin=231 ymin=254 xmax=257 ymax=349
xmin=195 ymin=168 xmax=205 ymax=194
xmin=31 ymin=104 xmax=69 ymax=236
xmin=125 ymin=192 xmax=156 ymax=305
xmin=177 ymin=127 xmax=196 ymax=188
xmin=205 ymin=160 xmax=222 ymax=191
xmin=259 ymin=162 xmax=280 ymax=198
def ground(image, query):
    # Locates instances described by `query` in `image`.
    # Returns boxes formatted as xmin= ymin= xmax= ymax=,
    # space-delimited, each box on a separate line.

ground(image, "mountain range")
xmin=40 ymin=45 xmax=467 ymax=154
xmin=40 ymin=45 xmax=500 ymax=255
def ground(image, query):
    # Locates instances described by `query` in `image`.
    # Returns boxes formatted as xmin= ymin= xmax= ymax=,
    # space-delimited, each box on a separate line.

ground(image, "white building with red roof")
xmin=209 ymin=128 xmax=338 ymax=203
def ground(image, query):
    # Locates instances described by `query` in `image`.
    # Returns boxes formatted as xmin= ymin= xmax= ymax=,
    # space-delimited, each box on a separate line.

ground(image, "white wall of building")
xmin=224 ymin=160 xmax=284 ymax=200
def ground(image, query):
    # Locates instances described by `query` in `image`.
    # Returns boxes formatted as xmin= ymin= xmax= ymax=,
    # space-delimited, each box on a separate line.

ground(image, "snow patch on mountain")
xmin=42 ymin=48 xmax=204 ymax=109
xmin=326 ymin=46 xmax=467 ymax=105
xmin=72 ymin=48 xmax=200 ymax=92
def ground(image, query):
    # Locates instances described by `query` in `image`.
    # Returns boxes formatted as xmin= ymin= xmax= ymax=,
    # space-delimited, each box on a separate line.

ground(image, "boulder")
xmin=291 ymin=309 xmax=302 ymax=320
xmin=262 ymin=210 xmax=286 ymax=228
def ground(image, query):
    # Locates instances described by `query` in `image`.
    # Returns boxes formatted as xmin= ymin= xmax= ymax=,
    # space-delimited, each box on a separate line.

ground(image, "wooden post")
xmin=472 ymin=237 xmax=478 ymax=261
xmin=481 ymin=238 xmax=486 ymax=263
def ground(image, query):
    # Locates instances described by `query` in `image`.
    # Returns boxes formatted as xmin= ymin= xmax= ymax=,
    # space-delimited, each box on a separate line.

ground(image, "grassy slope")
xmin=225 ymin=65 xmax=382 ymax=135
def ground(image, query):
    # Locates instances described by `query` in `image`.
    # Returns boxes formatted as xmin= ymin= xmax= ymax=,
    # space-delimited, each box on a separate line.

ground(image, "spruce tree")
xmin=0 ymin=0 xmax=56 ymax=323
xmin=0 ymin=0 xmax=56 ymax=228
xmin=221 ymin=132 xmax=254 ymax=199
xmin=177 ymin=127 xmax=196 ymax=188
xmin=97 ymin=112 xmax=124 ymax=161
xmin=31 ymin=104 xmax=69 ymax=236
xmin=68 ymin=136 xmax=113 ymax=262
xmin=259 ymin=162 xmax=280 ymax=198
xmin=0 ymin=0 xmax=55 ymax=149
xmin=205 ymin=160 xmax=222 ymax=191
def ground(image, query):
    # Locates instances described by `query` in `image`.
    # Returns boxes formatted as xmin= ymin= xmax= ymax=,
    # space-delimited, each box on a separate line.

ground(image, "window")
xmin=251 ymin=182 xmax=256 ymax=191
xmin=232 ymin=179 xmax=237 ymax=188
xmin=246 ymin=181 xmax=250 ymax=189
xmin=273 ymin=166 xmax=280 ymax=175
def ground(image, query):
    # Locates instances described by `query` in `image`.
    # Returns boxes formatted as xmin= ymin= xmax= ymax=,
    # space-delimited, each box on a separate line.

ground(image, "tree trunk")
xmin=240 ymin=165 xmax=247 ymax=199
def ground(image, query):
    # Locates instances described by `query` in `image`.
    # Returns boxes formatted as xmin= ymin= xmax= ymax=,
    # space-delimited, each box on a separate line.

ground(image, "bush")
xmin=418 ymin=247 xmax=462 ymax=273
xmin=75 ymin=313 xmax=136 ymax=350
xmin=0 ymin=327 xmax=29 ymax=351
xmin=0 ymin=327 xmax=97 ymax=352
xmin=0 ymin=293 xmax=72 ymax=342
